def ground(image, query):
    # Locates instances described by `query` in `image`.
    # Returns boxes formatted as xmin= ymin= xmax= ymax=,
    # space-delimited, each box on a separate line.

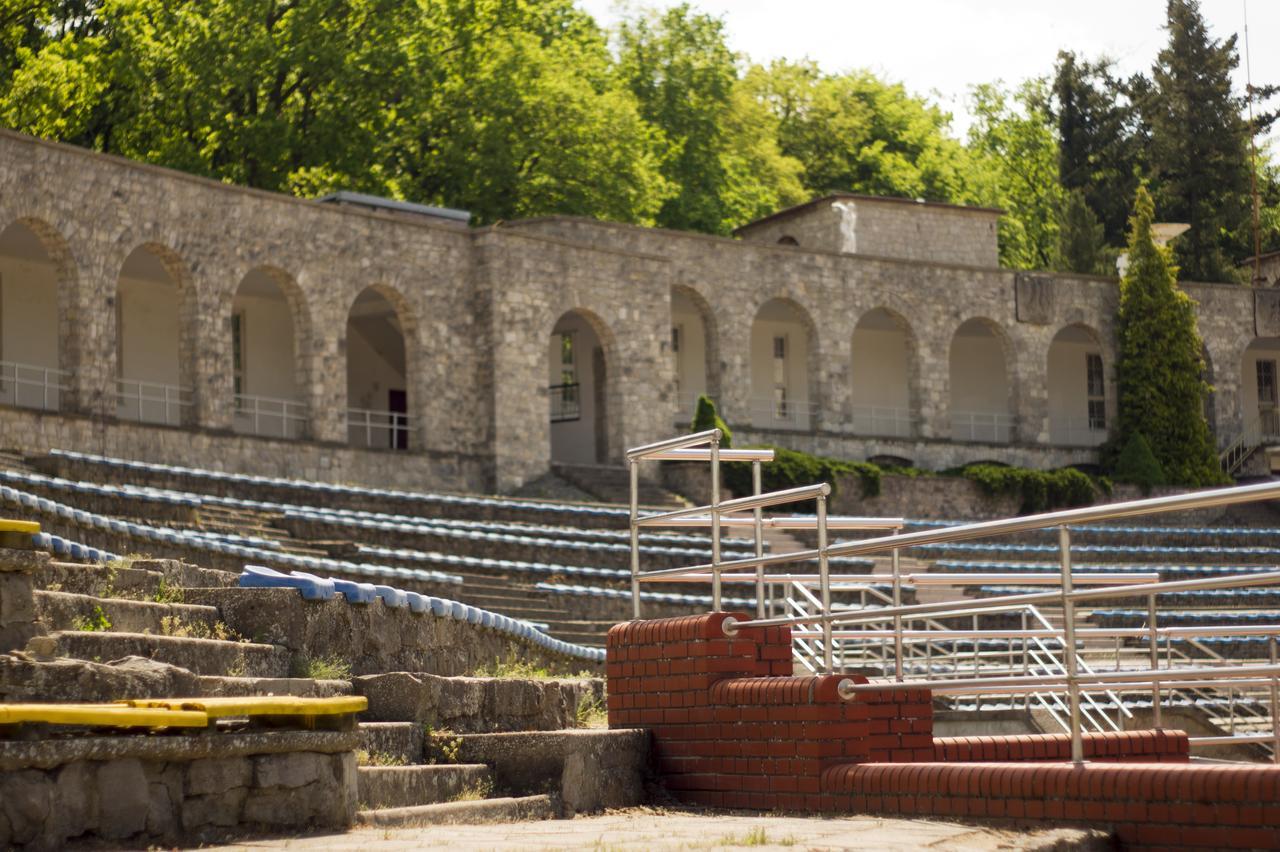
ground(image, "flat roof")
xmin=733 ymin=192 xmax=1004 ymax=236
xmin=316 ymin=191 xmax=471 ymax=224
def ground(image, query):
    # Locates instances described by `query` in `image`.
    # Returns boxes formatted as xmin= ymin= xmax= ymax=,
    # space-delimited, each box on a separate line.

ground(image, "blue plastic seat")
xmin=239 ymin=565 xmax=335 ymax=601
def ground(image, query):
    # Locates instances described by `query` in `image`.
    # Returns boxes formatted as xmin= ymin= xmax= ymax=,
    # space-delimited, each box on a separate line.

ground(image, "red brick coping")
xmin=608 ymin=612 xmax=1280 ymax=849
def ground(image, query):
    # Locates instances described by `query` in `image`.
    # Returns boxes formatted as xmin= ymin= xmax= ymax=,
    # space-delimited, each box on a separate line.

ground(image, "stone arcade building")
xmin=1 ymin=128 xmax=1277 ymax=492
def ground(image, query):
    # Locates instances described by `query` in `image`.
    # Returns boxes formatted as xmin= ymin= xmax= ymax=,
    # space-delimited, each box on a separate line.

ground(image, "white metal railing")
xmin=233 ymin=394 xmax=308 ymax=439
xmin=1050 ymin=416 xmax=1107 ymax=447
xmin=850 ymin=405 xmax=912 ymax=438
xmin=747 ymin=396 xmax=818 ymax=430
xmin=950 ymin=410 xmax=1013 ymax=442
xmin=347 ymin=407 xmax=413 ymax=450
xmin=627 ymin=430 xmax=1280 ymax=764
xmin=116 ymin=378 xmax=190 ymax=426
xmin=0 ymin=360 xmax=69 ymax=411
xmin=1220 ymin=413 xmax=1280 ymax=476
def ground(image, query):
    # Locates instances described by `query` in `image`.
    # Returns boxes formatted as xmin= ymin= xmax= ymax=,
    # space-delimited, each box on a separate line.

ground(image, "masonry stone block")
xmin=0 ymin=770 xmax=52 ymax=845
xmin=96 ymin=758 xmax=151 ymax=839
xmin=253 ymin=752 xmax=327 ymax=789
xmin=186 ymin=757 xmax=252 ymax=797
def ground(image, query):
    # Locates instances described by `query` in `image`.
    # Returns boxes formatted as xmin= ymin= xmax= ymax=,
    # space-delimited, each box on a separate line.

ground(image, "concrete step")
xmin=198 ymin=675 xmax=352 ymax=698
xmin=26 ymin=630 xmax=291 ymax=677
xmin=359 ymin=722 xmax=424 ymax=765
xmin=356 ymin=794 xmax=556 ymax=826
xmin=34 ymin=589 xmax=221 ymax=635
xmin=358 ymin=764 xmax=493 ymax=809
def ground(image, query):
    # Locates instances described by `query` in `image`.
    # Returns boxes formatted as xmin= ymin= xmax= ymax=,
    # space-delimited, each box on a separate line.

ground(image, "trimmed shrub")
xmin=689 ymin=394 xmax=731 ymax=448
xmin=721 ymin=445 xmax=881 ymax=508
xmin=1112 ymin=432 xmax=1166 ymax=495
xmin=953 ymin=463 xmax=1097 ymax=514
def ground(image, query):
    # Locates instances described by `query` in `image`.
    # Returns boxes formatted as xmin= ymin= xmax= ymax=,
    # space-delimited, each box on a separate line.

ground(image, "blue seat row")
xmin=534 ymin=581 xmax=756 ymax=608
xmin=355 ymin=544 xmax=631 ymax=582
xmin=0 ymin=483 xmax=464 ymax=589
xmin=238 ymin=566 xmax=603 ymax=661
xmin=909 ymin=517 xmax=1280 ymax=540
xmin=51 ymin=448 xmax=631 ymax=519
xmin=31 ymin=531 xmax=118 ymax=564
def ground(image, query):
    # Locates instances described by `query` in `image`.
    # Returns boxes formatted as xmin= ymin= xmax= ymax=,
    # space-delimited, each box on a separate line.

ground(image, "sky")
xmin=578 ymin=0 xmax=1279 ymax=141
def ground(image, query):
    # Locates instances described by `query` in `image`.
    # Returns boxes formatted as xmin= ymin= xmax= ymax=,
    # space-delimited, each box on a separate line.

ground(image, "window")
xmin=551 ymin=331 xmax=579 ymax=422
xmin=671 ymin=325 xmax=682 ymax=398
xmin=1258 ymin=359 xmax=1278 ymax=434
xmin=231 ymin=311 xmax=246 ymax=402
xmin=773 ymin=335 xmax=789 ymax=419
xmin=1086 ymin=353 xmax=1105 ymax=430
xmin=671 ymin=325 xmax=681 ymax=354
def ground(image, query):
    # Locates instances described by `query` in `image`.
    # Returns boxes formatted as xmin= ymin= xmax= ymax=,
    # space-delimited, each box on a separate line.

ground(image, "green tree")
xmin=966 ymin=79 xmax=1065 ymax=270
xmin=1145 ymin=0 xmax=1253 ymax=283
xmin=616 ymin=5 xmax=802 ymax=233
xmin=690 ymin=394 xmax=731 ymax=447
xmin=1056 ymin=188 xmax=1108 ymax=275
xmin=1052 ymin=51 xmax=1147 ymax=247
xmin=745 ymin=60 xmax=975 ymax=204
xmin=1112 ymin=432 xmax=1166 ymax=494
xmin=1112 ymin=185 xmax=1223 ymax=486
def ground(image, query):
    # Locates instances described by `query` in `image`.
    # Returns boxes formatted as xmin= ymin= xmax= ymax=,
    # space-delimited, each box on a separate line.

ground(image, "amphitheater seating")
xmin=238 ymin=566 xmax=604 ymax=661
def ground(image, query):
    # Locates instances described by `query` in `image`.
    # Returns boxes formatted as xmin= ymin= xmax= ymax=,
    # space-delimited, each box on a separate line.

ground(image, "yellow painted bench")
xmin=123 ymin=695 xmax=367 ymax=730
xmin=0 ymin=703 xmax=207 ymax=729
xmin=0 ymin=518 xmax=40 ymax=550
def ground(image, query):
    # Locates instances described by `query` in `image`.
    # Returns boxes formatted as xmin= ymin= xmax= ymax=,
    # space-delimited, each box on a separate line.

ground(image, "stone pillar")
xmin=308 ymin=301 xmax=349 ymax=446
xmin=73 ymin=259 xmax=120 ymax=420
xmin=190 ymin=271 xmax=233 ymax=431
xmin=1012 ymin=329 xmax=1050 ymax=445
xmin=915 ymin=337 xmax=949 ymax=440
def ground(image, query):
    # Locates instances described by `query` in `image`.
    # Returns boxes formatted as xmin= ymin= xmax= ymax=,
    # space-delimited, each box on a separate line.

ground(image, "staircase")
xmin=551 ymin=463 xmax=686 ymax=507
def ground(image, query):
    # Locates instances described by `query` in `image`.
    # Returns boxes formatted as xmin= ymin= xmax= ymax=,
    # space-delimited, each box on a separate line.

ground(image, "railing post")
xmin=1059 ymin=524 xmax=1083 ymax=764
xmin=752 ymin=459 xmax=764 ymax=619
xmin=710 ymin=432 xmax=721 ymax=611
xmin=1271 ymin=636 xmax=1279 ymax=764
xmin=1148 ymin=592 xmax=1161 ymax=728
xmin=629 ymin=459 xmax=641 ymax=619
xmin=817 ymin=493 xmax=831 ymax=674
xmin=892 ymin=546 xmax=903 ymax=682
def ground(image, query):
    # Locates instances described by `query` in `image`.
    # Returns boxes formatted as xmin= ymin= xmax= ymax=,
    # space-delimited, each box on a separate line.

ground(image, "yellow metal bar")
xmin=0 ymin=703 xmax=207 ymax=727
xmin=0 ymin=519 xmax=41 ymax=534
xmin=124 ymin=696 xmax=368 ymax=718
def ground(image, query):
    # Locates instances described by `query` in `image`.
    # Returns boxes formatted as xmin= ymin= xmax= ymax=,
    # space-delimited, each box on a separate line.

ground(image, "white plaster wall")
xmin=346 ymin=320 xmax=406 ymax=411
xmin=548 ymin=312 xmax=600 ymax=464
xmin=1241 ymin=339 xmax=1280 ymax=430
xmin=233 ymin=294 xmax=298 ymax=399
xmin=671 ymin=292 xmax=707 ymax=420
xmin=949 ymin=330 xmax=1007 ymax=415
xmin=749 ymin=305 xmax=810 ymax=430
xmin=1047 ymin=335 xmax=1102 ymax=443
xmin=850 ymin=325 xmax=909 ymax=410
xmin=118 ymin=275 xmax=180 ymax=386
xmin=0 ymin=256 xmax=58 ymax=367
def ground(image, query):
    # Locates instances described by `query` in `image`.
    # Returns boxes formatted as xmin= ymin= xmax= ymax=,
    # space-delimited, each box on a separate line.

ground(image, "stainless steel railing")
xmin=627 ymin=431 xmax=1280 ymax=764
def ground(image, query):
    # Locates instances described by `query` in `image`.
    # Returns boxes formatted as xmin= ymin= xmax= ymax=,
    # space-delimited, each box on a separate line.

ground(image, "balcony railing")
xmin=950 ymin=410 xmax=1013 ymax=443
xmin=549 ymin=383 xmax=581 ymax=423
xmin=747 ymin=395 xmax=817 ymax=431
xmin=116 ymin=379 xmax=191 ymax=426
xmin=1051 ymin=416 xmax=1108 ymax=447
xmin=0 ymin=361 xmax=69 ymax=412
xmin=850 ymin=404 xmax=912 ymax=438
xmin=347 ymin=407 xmax=412 ymax=450
xmin=233 ymin=394 xmax=308 ymax=440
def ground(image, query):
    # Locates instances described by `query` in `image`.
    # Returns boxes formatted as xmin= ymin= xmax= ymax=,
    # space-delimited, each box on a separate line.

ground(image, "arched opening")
xmin=549 ymin=310 xmax=613 ymax=464
xmin=750 ymin=298 xmax=814 ymax=430
xmin=671 ymin=287 xmax=716 ymax=424
xmin=850 ymin=308 xmax=914 ymax=437
xmin=116 ymin=245 xmax=189 ymax=425
xmin=949 ymin=318 xmax=1012 ymax=442
xmin=1242 ymin=338 xmax=1280 ymax=443
xmin=0 ymin=221 xmax=64 ymax=410
xmin=777 ymin=236 xmax=799 ymax=246
xmin=346 ymin=287 xmax=410 ymax=450
xmin=231 ymin=268 xmax=308 ymax=439
xmin=1047 ymin=324 xmax=1107 ymax=446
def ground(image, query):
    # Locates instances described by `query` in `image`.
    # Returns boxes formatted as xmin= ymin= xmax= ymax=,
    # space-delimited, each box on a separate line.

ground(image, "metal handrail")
xmin=636 ymin=483 xmax=830 ymax=528
xmin=656 ymin=515 xmax=902 ymax=530
xmin=0 ymin=360 xmax=71 ymax=412
xmin=116 ymin=378 xmax=191 ymax=426
xmin=346 ymin=406 xmax=413 ymax=450
xmin=233 ymin=393 xmax=308 ymax=439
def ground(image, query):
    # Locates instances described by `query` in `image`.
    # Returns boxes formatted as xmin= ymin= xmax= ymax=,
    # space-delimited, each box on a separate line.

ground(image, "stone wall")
xmin=0 ymin=731 xmax=357 ymax=850
xmin=0 ymin=129 xmax=1263 ymax=493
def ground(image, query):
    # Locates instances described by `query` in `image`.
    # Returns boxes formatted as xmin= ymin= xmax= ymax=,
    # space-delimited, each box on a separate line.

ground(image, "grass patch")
xmin=355 ymin=749 xmax=405 ymax=767
xmin=73 ymin=604 xmax=111 ymax=632
xmin=424 ymin=725 xmax=463 ymax=764
xmin=473 ymin=656 xmax=594 ymax=680
xmin=158 ymin=615 xmax=239 ymax=641
xmin=152 ymin=578 xmax=184 ymax=604
xmin=449 ymin=777 xmax=493 ymax=802
xmin=299 ymin=655 xmax=352 ymax=681
xmin=705 ymin=827 xmax=795 ymax=848
xmin=575 ymin=693 xmax=607 ymax=728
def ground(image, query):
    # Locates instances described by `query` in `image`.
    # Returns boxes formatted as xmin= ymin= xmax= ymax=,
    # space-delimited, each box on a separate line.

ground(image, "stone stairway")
xmin=551 ymin=462 xmax=686 ymax=507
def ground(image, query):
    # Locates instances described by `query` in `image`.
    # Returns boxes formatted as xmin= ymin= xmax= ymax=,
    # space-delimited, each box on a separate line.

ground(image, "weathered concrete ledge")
xmin=443 ymin=728 xmax=650 ymax=816
xmin=0 ymin=652 xmax=201 ymax=703
xmin=0 ymin=730 xmax=358 ymax=850
xmin=354 ymin=672 xmax=603 ymax=732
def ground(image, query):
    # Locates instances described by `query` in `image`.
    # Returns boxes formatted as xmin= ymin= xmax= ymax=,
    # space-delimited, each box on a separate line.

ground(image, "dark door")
xmin=388 ymin=389 xmax=408 ymax=450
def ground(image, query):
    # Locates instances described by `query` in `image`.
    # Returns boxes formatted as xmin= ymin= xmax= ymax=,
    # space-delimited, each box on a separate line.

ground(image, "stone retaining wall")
xmin=353 ymin=672 xmax=603 ymax=732
xmin=0 ymin=730 xmax=358 ymax=850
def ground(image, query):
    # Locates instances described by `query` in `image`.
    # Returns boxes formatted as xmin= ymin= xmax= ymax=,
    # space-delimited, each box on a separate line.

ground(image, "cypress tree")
xmin=1147 ymin=0 xmax=1252 ymax=283
xmin=1056 ymin=188 xmax=1108 ymax=275
xmin=1112 ymin=186 xmax=1224 ymax=486
xmin=690 ymin=394 xmax=731 ymax=448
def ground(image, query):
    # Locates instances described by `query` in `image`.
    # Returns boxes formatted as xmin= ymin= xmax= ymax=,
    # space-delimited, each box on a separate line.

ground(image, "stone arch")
xmin=670 ymin=285 xmax=720 ymax=422
xmin=345 ymin=284 xmax=419 ymax=450
xmin=948 ymin=316 xmax=1015 ymax=443
xmin=0 ymin=217 xmax=78 ymax=410
xmin=1046 ymin=323 xmax=1108 ymax=446
xmin=850 ymin=306 xmax=919 ymax=438
xmin=228 ymin=265 xmax=312 ymax=439
xmin=749 ymin=296 xmax=819 ymax=431
xmin=548 ymin=307 xmax=622 ymax=465
xmin=114 ymin=242 xmax=198 ymax=426
xmin=777 ymin=236 xmax=799 ymax=246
